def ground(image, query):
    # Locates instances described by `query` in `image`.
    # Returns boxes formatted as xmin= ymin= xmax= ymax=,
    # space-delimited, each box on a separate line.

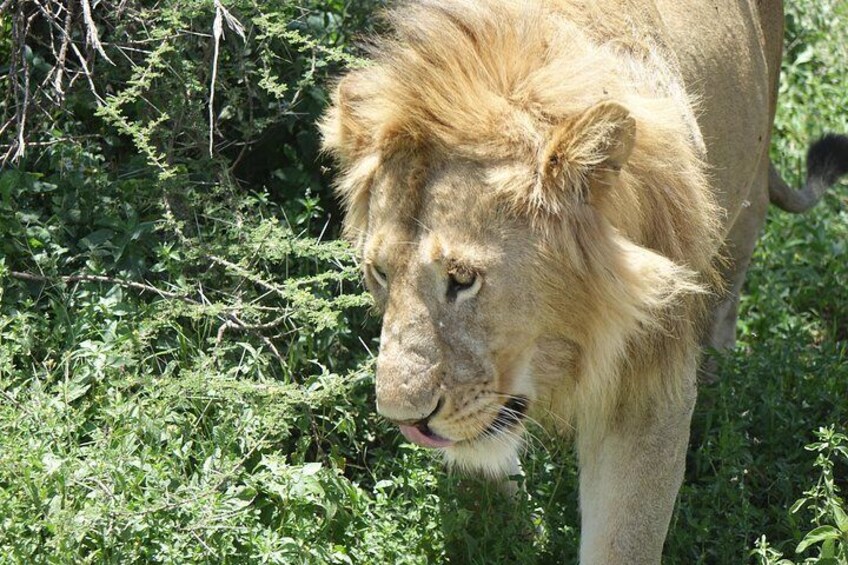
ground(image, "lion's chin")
xmin=441 ymin=430 xmax=524 ymax=479
xmin=439 ymin=395 xmax=530 ymax=478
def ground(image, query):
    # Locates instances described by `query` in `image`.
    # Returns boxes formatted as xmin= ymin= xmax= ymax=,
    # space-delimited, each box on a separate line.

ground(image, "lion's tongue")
xmin=398 ymin=425 xmax=455 ymax=448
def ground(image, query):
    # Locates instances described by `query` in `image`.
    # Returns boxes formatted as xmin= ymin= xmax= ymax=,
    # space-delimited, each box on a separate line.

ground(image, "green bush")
xmin=0 ymin=1 xmax=393 ymax=562
xmin=752 ymin=427 xmax=848 ymax=565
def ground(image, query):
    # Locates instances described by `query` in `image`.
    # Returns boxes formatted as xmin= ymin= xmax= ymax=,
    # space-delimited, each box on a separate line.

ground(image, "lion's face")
xmin=320 ymin=11 xmax=720 ymax=474
xmin=325 ymin=96 xmax=663 ymax=476
xmin=362 ymin=161 xmax=545 ymax=475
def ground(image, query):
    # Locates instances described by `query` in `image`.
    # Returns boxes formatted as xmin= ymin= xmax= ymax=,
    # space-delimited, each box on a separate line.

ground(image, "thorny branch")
xmin=159 ymin=193 xmax=290 ymax=363
xmin=8 ymin=270 xmax=287 ymax=364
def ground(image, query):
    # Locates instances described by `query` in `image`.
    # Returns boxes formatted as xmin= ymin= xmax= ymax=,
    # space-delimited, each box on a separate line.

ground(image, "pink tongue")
xmin=398 ymin=425 xmax=455 ymax=448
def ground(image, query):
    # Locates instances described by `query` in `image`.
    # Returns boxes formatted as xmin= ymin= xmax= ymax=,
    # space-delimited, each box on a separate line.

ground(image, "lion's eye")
xmin=450 ymin=270 xmax=475 ymax=289
xmin=447 ymin=269 xmax=481 ymax=301
xmin=368 ymin=263 xmax=388 ymax=288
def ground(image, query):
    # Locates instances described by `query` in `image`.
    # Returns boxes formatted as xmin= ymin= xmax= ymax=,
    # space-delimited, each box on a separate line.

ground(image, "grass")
xmin=0 ymin=0 xmax=847 ymax=563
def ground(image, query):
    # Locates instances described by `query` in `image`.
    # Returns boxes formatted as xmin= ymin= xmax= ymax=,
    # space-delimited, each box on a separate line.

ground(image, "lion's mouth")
xmin=483 ymin=396 xmax=529 ymax=438
xmin=397 ymin=396 xmax=529 ymax=449
xmin=398 ymin=422 xmax=455 ymax=448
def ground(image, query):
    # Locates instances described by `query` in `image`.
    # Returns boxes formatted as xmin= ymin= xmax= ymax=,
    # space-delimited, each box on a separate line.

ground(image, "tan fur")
xmin=320 ymin=0 xmax=788 ymax=562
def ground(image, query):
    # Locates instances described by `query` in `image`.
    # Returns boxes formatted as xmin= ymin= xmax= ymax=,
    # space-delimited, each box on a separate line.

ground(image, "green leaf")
xmin=794 ymin=45 xmax=815 ymax=65
xmin=374 ymin=479 xmax=393 ymax=490
xmin=791 ymin=498 xmax=808 ymax=514
xmin=821 ymin=537 xmax=835 ymax=558
xmin=65 ymin=383 xmax=91 ymax=403
xmin=796 ymin=526 xmax=841 ymax=554
xmin=301 ymin=462 xmax=322 ymax=476
xmin=833 ymin=504 xmax=848 ymax=533
xmin=80 ymin=229 xmax=116 ymax=250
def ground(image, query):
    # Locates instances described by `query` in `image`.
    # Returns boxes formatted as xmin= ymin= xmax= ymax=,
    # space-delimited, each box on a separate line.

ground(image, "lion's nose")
xmin=383 ymin=397 xmax=444 ymax=427
xmin=374 ymin=349 xmax=443 ymax=424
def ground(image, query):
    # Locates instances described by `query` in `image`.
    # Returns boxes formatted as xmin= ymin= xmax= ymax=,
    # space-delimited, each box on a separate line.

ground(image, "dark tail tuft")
xmin=769 ymin=133 xmax=848 ymax=214
xmin=807 ymin=133 xmax=848 ymax=187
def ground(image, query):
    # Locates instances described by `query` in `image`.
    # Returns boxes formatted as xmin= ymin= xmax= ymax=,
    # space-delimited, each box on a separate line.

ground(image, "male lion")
xmin=319 ymin=0 xmax=848 ymax=562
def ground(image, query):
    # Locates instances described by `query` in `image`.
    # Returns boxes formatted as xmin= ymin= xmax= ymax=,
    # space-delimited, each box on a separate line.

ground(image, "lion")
xmin=319 ymin=0 xmax=848 ymax=562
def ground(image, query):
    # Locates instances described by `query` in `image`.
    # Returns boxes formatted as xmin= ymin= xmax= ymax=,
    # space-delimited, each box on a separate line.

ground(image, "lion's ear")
xmin=538 ymin=101 xmax=635 ymax=206
xmin=319 ymin=75 xmax=368 ymax=165
xmin=319 ymin=74 xmax=381 ymax=246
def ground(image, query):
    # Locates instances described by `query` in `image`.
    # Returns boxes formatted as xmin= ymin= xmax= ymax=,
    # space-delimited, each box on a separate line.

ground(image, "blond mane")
xmin=322 ymin=0 xmax=720 ymax=271
xmin=321 ymin=0 xmax=724 ymax=425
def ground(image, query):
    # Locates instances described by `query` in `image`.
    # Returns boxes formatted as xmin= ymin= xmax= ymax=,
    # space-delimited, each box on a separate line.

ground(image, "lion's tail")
xmin=769 ymin=133 xmax=848 ymax=213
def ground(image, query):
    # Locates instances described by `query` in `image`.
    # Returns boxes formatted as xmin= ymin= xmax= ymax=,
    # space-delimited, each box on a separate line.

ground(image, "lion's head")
xmin=320 ymin=0 xmax=720 ymax=476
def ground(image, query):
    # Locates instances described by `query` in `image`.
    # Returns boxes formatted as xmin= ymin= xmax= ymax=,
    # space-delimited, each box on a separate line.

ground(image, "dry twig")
xmin=50 ymin=0 xmax=75 ymax=97
xmin=209 ymin=0 xmax=245 ymax=156
xmin=80 ymin=0 xmax=114 ymax=64
xmin=9 ymin=270 xmax=192 ymax=301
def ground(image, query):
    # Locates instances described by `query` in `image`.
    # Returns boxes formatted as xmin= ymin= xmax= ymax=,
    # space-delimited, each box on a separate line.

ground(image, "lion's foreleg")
xmin=575 ymin=377 xmax=696 ymax=564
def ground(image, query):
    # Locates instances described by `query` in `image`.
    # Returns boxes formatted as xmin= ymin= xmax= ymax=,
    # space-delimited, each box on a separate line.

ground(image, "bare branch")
xmin=9 ymin=271 xmax=193 ymax=302
xmin=209 ymin=2 xmax=223 ymax=157
xmin=27 ymin=0 xmax=104 ymax=103
xmin=70 ymin=41 xmax=105 ymax=104
xmin=3 ymin=7 xmax=35 ymax=164
xmin=81 ymin=0 xmax=114 ymax=64
xmin=50 ymin=0 xmax=75 ymax=98
xmin=208 ymin=0 xmax=245 ymax=157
